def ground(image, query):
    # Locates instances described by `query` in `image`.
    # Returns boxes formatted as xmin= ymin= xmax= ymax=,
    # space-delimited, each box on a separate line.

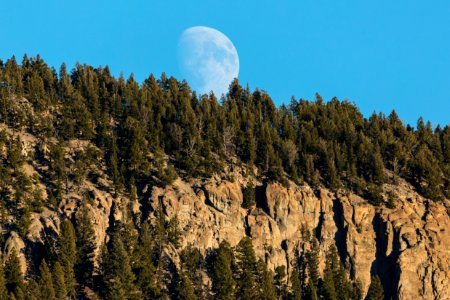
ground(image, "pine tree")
xmin=257 ymin=260 xmax=276 ymax=300
xmin=75 ymin=205 xmax=96 ymax=287
xmin=103 ymin=231 xmax=140 ymax=300
xmin=48 ymin=142 xmax=66 ymax=204
xmin=366 ymin=276 xmax=384 ymax=300
xmin=290 ymin=266 xmax=302 ymax=300
xmin=58 ymin=219 xmax=77 ymax=298
xmin=307 ymin=238 xmax=320 ymax=289
xmin=25 ymin=279 xmax=40 ymax=300
xmin=52 ymin=261 xmax=67 ymax=300
xmin=273 ymin=265 xmax=287 ymax=298
xmin=175 ymin=272 xmax=198 ymax=300
xmin=211 ymin=241 xmax=235 ymax=300
xmin=5 ymin=251 xmax=24 ymax=298
xmin=242 ymin=183 xmax=256 ymax=209
xmin=136 ymin=223 xmax=159 ymax=299
xmin=234 ymin=237 xmax=258 ymax=300
xmin=180 ymin=244 xmax=204 ymax=297
xmin=320 ymin=245 xmax=354 ymax=300
xmin=0 ymin=254 xmax=7 ymax=300
xmin=305 ymin=279 xmax=318 ymax=300
xmin=350 ymin=280 xmax=363 ymax=300
xmin=167 ymin=215 xmax=181 ymax=249
xmin=38 ymin=260 xmax=55 ymax=300
xmin=321 ymin=246 xmax=338 ymax=300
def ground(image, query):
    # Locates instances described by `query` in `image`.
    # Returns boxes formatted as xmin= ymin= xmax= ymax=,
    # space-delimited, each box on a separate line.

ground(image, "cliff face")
xmin=143 ymin=173 xmax=449 ymax=299
xmin=1 ymin=134 xmax=449 ymax=299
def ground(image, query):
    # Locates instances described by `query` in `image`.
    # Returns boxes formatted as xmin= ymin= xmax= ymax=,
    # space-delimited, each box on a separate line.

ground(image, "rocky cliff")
xmin=0 ymin=130 xmax=449 ymax=299
xmin=3 ymin=161 xmax=449 ymax=299
xmin=145 ymin=172 xmax=450 ymax=299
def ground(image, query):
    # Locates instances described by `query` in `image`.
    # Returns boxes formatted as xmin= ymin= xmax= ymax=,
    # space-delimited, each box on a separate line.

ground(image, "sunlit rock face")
xmin=142 ymin=171 xmax=449 ymax=299
xmin=4 ymin=141 xmax=449 ymax=299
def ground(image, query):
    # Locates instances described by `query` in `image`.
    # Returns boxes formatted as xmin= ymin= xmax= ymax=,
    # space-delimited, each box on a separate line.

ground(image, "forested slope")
xmin=0 ymin=55 xmax=448 ymax=299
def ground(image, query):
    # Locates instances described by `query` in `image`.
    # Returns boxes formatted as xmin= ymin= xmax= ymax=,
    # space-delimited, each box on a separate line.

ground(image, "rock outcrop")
xmin=1 ymin=151 xmax=448 ymax=299
xmin=142 ymin=173 xmax=450 ymax=299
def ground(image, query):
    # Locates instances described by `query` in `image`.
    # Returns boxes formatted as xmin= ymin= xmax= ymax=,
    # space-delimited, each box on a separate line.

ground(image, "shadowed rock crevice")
xmin=332 ymin=199 xmax=348 ymax=266
xmin=315 ymin=210 xmax=325 ymax=240
xmin=255 ymin=183 xmax=269 ymax=215
xmin=371 ymin=212 xmax=401 ymax=300
xmin=139 ymin=185 xmax=155 ymax=222
xmin=244 ymin=214 xmax=251 ymax=237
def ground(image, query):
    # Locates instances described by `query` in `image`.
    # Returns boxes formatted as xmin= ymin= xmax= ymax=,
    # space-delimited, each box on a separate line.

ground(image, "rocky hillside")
xmin=0 ymin=55 xmax=449 ymax=299
xmin=150 ymin=174 xmax=450 ymax=299
xmin=0 ymin=126 xmax=448 ymax=299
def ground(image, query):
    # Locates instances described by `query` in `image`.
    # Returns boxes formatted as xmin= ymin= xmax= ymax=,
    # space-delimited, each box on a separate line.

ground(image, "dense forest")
xmin=0 ymin=54 xmax=448 ymax=299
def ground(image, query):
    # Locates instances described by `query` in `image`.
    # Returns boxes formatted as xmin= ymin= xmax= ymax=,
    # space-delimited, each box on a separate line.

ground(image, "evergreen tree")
xmin=175 ymin=272 xmax=198 ymax=300
xmin=273 ymin=265 xmax=287 ymax=298
xmin=58 ymin=219 xmax=77 ymax=298
xmin=0 ymin=254 xmax=7 ymax=300
xmin=320 ymin=245 xmax=354 ymax=300
xmin=53 ymin=261 xmax=67 ymax=300
xmin=103 ymin=231 xmax=140 ymax=300
xmin=180 ymin=245 xmax=205 ymax=297
xmin=4 ymin=251 xmax=24 ymax=299
xmin=75 ymin=205 xmax=96 ymax=287
xmin=242 ymin=183 xmax=256 ymax=209
xmin=258 ymin=260 xmax=277 ymax=300
xmin=38 ymin=260 xmax=55 ymax=300
xmin=366 ymin=276 xmax=384 ymax=300
xmin=305 ymin=279 xmax=319 ymax=300
xmin=211 ymin=241 xmax=235 ymax=300
xmin=321 ymin=246 xmax=338 ymax=300
xmin=25 ymin=279 xmax=40 ymax=300
xmin=290 ymin=266 xmax=302 ymax=300
xmin=167 ymin=215 xmax=181 ymax=249
xmin=135 ymin=223 xmax=159 ymax=299
xmin=234 ymin=237 xmax=258 ymax=300
xmin=48 ymin=142 xmax=66 ymax=204
xmin=307 ymin=238 xmax=320 ymax=289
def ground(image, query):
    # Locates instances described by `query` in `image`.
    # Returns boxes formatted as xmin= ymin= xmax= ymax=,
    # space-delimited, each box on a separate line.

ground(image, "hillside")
xmin=0 ymin=55 xmax=449 ymax=299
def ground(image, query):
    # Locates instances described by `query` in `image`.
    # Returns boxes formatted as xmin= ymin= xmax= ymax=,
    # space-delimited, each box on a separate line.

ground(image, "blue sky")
xmin=1 ymin=0 xmax=449 ymax=126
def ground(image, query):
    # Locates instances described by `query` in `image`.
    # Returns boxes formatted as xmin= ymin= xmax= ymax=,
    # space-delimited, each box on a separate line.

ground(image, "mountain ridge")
xmin=0 ymin=55 xmax=448 ymax=299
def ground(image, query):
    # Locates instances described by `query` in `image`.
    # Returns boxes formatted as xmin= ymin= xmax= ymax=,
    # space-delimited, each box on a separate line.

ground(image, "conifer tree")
xmin=58 ymin=219 xmax=77 ymax=297
xmin=307 ymin=238 xmax=320 ymax=289
xmin=242 ymin=182 xmax=256 ymax=209
xmin=175 ymin=272 xmax=198 ymax=300
xmin=290 ymin=266 xmax=302 ymax=300
xmin=53 ymin=261 xmax=67 ymax=300
xmin=136 ymin=223 xmax=159 ymax=299
xmin=180 ymin=244 xmax=205 ymax=297
xmin=258 ymin=260 xmax=277 ymax=300
xmin=320 ymin=245 xmax=355 ymax=300
xmin=234 ymin=237 xmax=258 ymax=300
xmin=25 ymin=279 xmax=40 ymax=300
xmin=305 ymin=279 xmax=319 ymax=300
xmin=321 ymin=246 xmax=338 ymax=300
xmin=273 ymin=265 xmax=287 ymax=298
xmin=38 ymin=260 xmax=55 ymax=300
xmin=4 ymin=251 xmax=24 ymax=298
xmin=366 ymin=276 xmax=384 ymax=300
xmin=211 ymin=241 xmax=235 ymax=300
xmin=75 ymin=205 xmax=96 ymax=287
xmin=0 ymin=255 xmax=7 ymax=300
xmin=167 ymin=215 xmax=181 ymax=249
xmin=103 ymin=231 xmax=140 ymax=300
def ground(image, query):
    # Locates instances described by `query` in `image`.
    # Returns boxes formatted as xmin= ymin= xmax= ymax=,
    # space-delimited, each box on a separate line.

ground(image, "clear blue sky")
xmin=1 ymin=0 xmax=449 ymax=126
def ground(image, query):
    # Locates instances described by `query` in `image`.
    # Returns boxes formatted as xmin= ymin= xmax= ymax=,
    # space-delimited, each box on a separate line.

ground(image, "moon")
xmin=178 ymin=26 xmax=240 ymax=97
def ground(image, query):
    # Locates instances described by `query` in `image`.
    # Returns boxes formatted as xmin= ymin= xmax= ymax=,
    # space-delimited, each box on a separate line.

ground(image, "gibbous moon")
xmin=178 ymin=26 xmax=240 ymax=97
